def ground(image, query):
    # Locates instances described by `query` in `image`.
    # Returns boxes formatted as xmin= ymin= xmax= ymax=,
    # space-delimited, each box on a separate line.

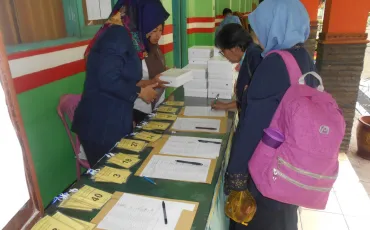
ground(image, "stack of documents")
xmin=164 ymin=101 xmax=185 ymax=106
xmin=96 ymin=193 xmax=197 ymax=230
xmin=183 ymin=64 xmax=208 ymax=98
xmin=156 ymin=105 xmax=179 ymax=113
xmin=58 ymin=185 xmax=112 ymax=211
xmin=152 ymin=113 xmax=178 ymax=121
xmin=107 ymin=153 xmax=141 ymax=169
xmin=32 ymin=212 xmax=96 ymax=230
xmin=143 ymin=121 xmax=171 ymax=131
xmin=133 ymin=131 xmax=162 ymax=142
xmin=188 ymin=46 xmax=214 ymax=65
xmin=183 ymin=106 xmax=226 ymax=117
xmin=93 ymin=166 xmax=132 ymax=184
xmin=207 ymin=56 xmax=235 ymax=99
xmin=160 ymin=69 xmax=193 ymax=88
xmin=172 ymin=117 xmax=221 ymax=133
xmin=116 ymin=139 xmax=147 ymax=153
xmin=160 ymin=136 xmax=222 ymax=159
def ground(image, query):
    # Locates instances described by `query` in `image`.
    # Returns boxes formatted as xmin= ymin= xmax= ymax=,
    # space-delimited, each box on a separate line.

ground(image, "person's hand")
xmin=151 ymin=74 xmax=169 ymax=88
xmin=139 ymin=83 xmax=158 ymax=103
xmin=211 ymin=101 xmax=229 ymax=110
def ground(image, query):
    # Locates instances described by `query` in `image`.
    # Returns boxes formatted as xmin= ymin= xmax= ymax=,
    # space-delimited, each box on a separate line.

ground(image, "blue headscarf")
xmin=248 ymin=0 xmax=310 ymax=57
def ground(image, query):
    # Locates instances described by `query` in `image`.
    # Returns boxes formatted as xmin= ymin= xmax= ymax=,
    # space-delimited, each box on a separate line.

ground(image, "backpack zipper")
xmin=278 ymin=157 xmax=337 ymax=180
xmin=273 ymin=168 xmax=332 ymax=192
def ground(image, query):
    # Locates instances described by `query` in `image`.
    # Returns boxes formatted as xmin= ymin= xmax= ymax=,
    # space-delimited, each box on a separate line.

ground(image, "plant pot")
xmin=356 ymin=116 xmax=370 ymax=160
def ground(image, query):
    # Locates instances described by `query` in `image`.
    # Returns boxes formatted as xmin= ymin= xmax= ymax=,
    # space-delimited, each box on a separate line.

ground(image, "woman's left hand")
xmin=152 ymin=74 xmax=169 ymax=88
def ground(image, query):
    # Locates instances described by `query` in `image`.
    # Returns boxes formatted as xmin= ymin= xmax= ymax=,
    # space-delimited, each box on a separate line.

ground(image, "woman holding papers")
xmin=225 ymin=0 xmax=317 ymax=229
xmin=213 ymin=24 xmax=262 ymax=116
xmin=133 ymin=21 xmax=170 ymax=125
xmin=72 ymin=0 xmax=169 ymax=166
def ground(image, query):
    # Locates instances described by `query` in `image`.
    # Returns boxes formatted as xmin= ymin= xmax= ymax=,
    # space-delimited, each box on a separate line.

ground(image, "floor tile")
xmin=344 ymin=216 xmax=370 ymax=230
xmin=334 ymin=161 xmax=360 ymax=192
xmin=335 ymin=182 xmax=370 ymax=217
xmin=360 ymin=181 xmax=370 ymax=196
xmin=300 ymin=209 xmax=348 ymax=230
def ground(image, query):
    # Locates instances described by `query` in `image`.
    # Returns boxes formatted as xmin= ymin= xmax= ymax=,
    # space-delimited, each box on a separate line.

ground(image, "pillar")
xmin=300 ymin=0 xmax=320 ymax=58
xmin=316 ymin=0 xmax=369 ymax=151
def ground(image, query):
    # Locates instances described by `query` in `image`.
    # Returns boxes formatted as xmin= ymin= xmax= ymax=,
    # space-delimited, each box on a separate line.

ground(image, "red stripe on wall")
xmin=163 ymin=25 xmax=173 ymax=35
xmin=215 ymin=22 xmax=221 ymax=27
xmin=8 ymin=40 xmax=90 ymax=60
xmin=187 ymin=28 xmax=215 ymax=34
xmin=216 ymin=15 xmax=224 ymax=19
xmin=13 ymin=60 xmax=85 ymax=94
xmin=187 ymin=17 xmax=215 ymax=23
xmin=159 ymin=43 xmax=174 ymax=54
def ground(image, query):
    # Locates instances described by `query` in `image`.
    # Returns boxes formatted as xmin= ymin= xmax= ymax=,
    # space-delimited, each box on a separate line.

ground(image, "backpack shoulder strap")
xmin=266 ymin=50 xmax=302 ymax=85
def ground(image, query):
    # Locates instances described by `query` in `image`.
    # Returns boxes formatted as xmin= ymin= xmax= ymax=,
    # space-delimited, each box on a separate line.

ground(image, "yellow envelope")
xmin=58 ymin=197 xmax=95 ymax=211
xmin=165 ymin=101 xmax=184 ymax=106
xmin=157 ymin=106 xmax=179 ymax=113
xmin=153 ymin=113 xmax=178 ymax=121
xmin=71 ymin=218 xmax=96 ymax=230
xmin=52 ymin=212 xmax=85 ymax=230
xmin=94 ymin=166 xmax=132 ymax=184
xmin=31 ymin=215 xmax=75 ymax=230
xmin=114 ymin=153 xmax=140 ymax=159
xmin=108 ymin=154 xmax=141 ymax=169
xmin=143 ymin=121 xmax=171 ymax=131
xmin=72 ymin=185 xmax=112 ymax=209
xmin=134 ymin=131 xmax=162 ymax=142
xmin=116 ymin=139 xmax=147 ymax=152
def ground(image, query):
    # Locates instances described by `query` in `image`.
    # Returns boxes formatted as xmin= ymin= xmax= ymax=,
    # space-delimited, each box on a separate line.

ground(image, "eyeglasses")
xmin=219 ymin=51 xmax=225 ymax=57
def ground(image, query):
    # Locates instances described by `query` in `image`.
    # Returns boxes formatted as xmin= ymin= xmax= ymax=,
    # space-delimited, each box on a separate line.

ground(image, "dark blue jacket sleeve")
xmin=96 ymin=28 xmax=141 ymax=103
xmin=226 ymin=53 xmax=290 ymax=191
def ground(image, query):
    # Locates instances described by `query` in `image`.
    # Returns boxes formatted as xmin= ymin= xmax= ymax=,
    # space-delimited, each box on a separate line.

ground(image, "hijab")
xmin=248 ymin=0 xmax=310 ymax=57
xmin=84 ymin=0 xmax=169 ymax=60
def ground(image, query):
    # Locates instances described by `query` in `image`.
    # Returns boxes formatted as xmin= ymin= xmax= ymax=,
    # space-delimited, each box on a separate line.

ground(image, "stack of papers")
xmin=164 ymin=101 xmax=185 ymax=106
xmin=140 ymin=155 xmax=211 ymax=183
xmin=172 ymin=117 xmax=221 ymax=133
xmin=160 ymin=69 xmax=193 ymax=88
xmin=58 ymin=185 xmax=112 ymax=211
xmin=107 ymin=153 xmax=141 ymax=169
xmin=32 ymin=212 xmax=96 ymax=230
xmin=183 ymin=106 xmax=226 ymax=117
xmin=188 ymin=46 xmax=214 ymax=65
xmin=134 ymin=131 xmax=162 ymax=142
xmin=116 ymin=139 xmax=147 ymax=153
xmin=160 ymin=136 xmax=222 ymax=159
xmin=183 ymin=62 xmax=208 ymax=98
xmin=143 ymin=121 xmax=171 ymax=131
xmin=152 ymin=113 xmax=178 ymax=121
xmin=93 ymin=166 xmax=132 ymax=184
xmin=207 ymin=56 xmax=235 ymax=99
xmin=156 ymin=106 xmax=179 ymax=113
xmin=97 ymin=193 xmax=196 ymax=230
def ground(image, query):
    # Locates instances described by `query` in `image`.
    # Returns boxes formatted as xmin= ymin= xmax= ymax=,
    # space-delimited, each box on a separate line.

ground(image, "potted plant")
xmin=357 ymin=116 xmax=370 ymax=160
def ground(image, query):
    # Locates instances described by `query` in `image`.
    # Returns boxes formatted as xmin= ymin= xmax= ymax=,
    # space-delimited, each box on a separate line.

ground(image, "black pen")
xmin=195 ymin=126 xmax=217 ymax=130
xmin=162 ymin=201 xmax=168 ymax=225
xmin=198 ymin=140 xmax=221 ymax=144
xmin=176 ymin=160 xmax=203 ymax=166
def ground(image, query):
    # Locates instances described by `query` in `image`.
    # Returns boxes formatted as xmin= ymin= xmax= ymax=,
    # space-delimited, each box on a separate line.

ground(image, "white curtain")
xmin=0 ymin=83 xmax=30 ymax=229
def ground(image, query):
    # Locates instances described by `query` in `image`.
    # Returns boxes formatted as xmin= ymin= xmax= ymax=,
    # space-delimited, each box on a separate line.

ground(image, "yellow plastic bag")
xmin=225 ymin=190 xmax=257 ymax=226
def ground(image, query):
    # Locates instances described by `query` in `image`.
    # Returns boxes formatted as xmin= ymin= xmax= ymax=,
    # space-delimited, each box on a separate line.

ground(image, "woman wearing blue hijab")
xmin=225 ymin=0 xmax=316 ymax=229
xmin=72 ymin=0 xmax=169 ymax=166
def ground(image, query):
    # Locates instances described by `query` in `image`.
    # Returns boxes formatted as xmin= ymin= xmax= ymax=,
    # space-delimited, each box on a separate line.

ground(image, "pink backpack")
xmin=248 ymin=50 xmax=345 ymax=209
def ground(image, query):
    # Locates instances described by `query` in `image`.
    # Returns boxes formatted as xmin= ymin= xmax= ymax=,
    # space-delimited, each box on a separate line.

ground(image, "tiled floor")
xmin=298 ymin=113 xmax=370 ymax=229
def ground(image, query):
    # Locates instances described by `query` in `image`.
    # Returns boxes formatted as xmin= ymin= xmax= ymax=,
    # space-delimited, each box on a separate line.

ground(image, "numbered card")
xmin=116 ymin=139 xmax=147 ymax=152
xmin=165 ymin=101 xmax=184 ymax=106
xmin=108 ymin=153 xmax=141 ymax=169
xmin=156 ymin=106 xmax=179 ymax=113
xmin=58 ymin=197 xmax=95 ymax=211
xmin=71 ymin=218 xmax=96 ymax=230
xmin=143 ymin=121 xmax=171 ymax=131
xmin=94 ymin=166 xmax=132 ymax=184
xmin=72 ymin=185 xmax=112 ymax=208
xmin=134 ymin=131 xmax=162 ymax=142
xmin=31 ymin=215 xmax=75 ymax=230
xmin=153 ymin=113 xmax=177 ymax=121
xmin=52 ymin=212 xmax=85 ymax=230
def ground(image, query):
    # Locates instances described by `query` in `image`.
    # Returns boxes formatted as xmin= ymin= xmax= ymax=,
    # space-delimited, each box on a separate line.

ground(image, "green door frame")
xmin=172 ymin=0 xmax=188 ymax=68
xmin=180 ymin=0 xmax=188 ymax=67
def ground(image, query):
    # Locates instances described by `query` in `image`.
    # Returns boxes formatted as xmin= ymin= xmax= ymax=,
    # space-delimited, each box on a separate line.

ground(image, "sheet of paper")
xmin=116 ymin=139 xmax=147 ymax=152
xmin=108 ymin=153 xmax=141 ymax=169
xmin=72 ymin=185 xmax=112 ymax=209
xmin=153 ymin=113 xmax=177 ymax=121
xmin=52 ymin=212 xmax=85 ymax=230
xmin=94 ymin=166 xmax=131 ymax=184
xmin=134 ymin=131 xmax=162 ymax=142
xmin=156 ymin=106 xmax=179 ymax=113
xmin=97 ymin=193 xmax=195 ymax=230
xmin=184 ymin=106 xmax=226 ymax=117
xmin=99 ymin=0 xmax=112 ymax=19
xmin=31 ymin=215 xmax=75 ymax=230
xmin=143 ymin=121 xmax=171 ymax=131
xmin=160 ymin=136 xmax=222 ymax=159
xmin=85 ymin=0 xmax=101 ymax=20
xmin=172 ymin=118 xmax=221 ymax=133
xmin=58 ymin=197 xmax=95 ymax=211
xmin=140 ymin=155 xmax=211 ymax=183
xmin=71 ymin=218 xmax=96 ymax=230
xmin=165 ymin=101 xmax=184 ymax=106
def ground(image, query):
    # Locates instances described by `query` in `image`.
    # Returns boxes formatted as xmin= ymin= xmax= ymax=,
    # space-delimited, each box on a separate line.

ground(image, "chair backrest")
xmin=57 ymin=94 xmax=81 ymax=157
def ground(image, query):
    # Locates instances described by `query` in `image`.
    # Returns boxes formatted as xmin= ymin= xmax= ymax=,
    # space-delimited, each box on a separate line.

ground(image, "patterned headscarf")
xmin=84 ymin=0 xmax=169 ymax=60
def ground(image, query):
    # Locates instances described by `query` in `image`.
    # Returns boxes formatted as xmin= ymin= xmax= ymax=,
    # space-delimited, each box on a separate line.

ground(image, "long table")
xmin=46 ymin=87 xmax=234 ymax=230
